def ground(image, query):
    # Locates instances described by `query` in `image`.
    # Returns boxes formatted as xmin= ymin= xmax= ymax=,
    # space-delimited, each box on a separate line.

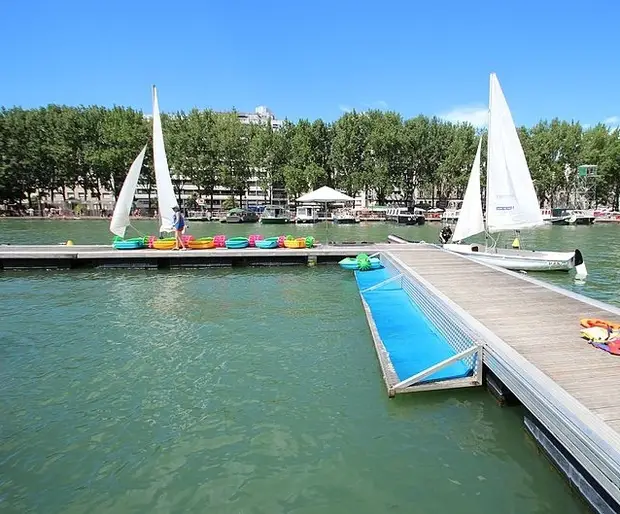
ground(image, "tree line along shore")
xmin=1 ymin=105 xmax=619 ymax=212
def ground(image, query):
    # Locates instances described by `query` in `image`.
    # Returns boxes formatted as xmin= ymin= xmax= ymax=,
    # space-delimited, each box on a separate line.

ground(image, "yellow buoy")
xmin=66 ymin=240 xmax=74 ymax=246
xmin=512 ymin=237 xmax=520 ymax=249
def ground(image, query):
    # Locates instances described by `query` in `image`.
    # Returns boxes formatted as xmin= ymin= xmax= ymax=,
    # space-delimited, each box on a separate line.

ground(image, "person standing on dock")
xmin=172 ymin=206 xmax=187 ymax=250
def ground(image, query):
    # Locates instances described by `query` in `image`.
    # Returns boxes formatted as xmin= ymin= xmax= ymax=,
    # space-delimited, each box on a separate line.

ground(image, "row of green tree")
xmin=1 ymin=105 xmax=619 ymax=210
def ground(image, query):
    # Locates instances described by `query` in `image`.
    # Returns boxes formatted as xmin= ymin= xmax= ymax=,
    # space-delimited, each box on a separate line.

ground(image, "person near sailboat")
xmin=109 ymin=85 xmax=184 ymax=251
xmin=439 ymin=225 xmax=453 ymax=245
xmin=172 ymin=206 xmax=187 ymax=250
xmin=443 ymin=73 xmax=587 ymax=278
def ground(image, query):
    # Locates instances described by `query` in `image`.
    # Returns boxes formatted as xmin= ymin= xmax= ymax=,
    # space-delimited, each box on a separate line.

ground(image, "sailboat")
xmin=109 ymin=86 xmax=178 ymax=241
xmin=443 ymin=73 xmax=587 ymax=277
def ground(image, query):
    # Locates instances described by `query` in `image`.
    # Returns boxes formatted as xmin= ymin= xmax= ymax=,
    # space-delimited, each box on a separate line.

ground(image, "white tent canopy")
xmin=296 ymin=186 xmax=354 ymax=203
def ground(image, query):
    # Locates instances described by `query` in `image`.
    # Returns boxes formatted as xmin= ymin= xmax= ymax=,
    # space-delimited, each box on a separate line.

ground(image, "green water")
xmin=1 ymin=221 xmax=617 ymax=513
xmin=1 ymin=268 xmax=591 ymax=513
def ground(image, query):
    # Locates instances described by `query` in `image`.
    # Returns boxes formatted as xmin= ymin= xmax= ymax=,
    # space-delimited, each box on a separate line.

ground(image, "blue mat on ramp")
xmin=356 ymin=268 xmax=472 ymax=384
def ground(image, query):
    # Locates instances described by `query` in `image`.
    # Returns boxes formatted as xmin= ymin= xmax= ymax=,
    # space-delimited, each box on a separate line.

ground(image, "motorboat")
xmin=260 ymin=205 xmax=290 ymax=224
xmin=223 ymin=208 xmax=259 ymax=223
xmin=549 ymin=209 xmax=595 ymax=225
xmin=386 ymin=207 xmax=425 ymax=225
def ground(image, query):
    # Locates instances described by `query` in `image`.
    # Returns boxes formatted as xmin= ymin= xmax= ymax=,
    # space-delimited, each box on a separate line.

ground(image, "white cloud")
xmin=439 ymin=105 xmax=488 ymax=127
xmin=603 ymin=116 xmax=619 ymax=128
xmin=338 ymin=104 xmax=352 ymax=113
xmin=375 ymin=100 xmax=388 ymax=109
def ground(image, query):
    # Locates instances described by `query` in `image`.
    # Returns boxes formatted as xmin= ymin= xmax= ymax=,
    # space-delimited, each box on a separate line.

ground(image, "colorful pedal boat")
xmin=225 ymin=237 xmax=250 ymax=249
xmin=187 ymin=237 xmax=215 ymax=250
xmin=283 ymin=238 xmax=307 ymax=249
xmin=113 ymin=237 xmax=145 ymax=250
xmin=255 ymin=237 xmax=279 ymax=249
xmin=152 ymin=239 xmax=176 ymax=250
xmin=339 ymin=256 xmax=383 ymax=270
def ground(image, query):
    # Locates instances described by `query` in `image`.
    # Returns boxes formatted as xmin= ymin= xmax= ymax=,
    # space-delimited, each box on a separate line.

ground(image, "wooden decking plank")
xmin=390 ymin=246 xmax=620 ymax=451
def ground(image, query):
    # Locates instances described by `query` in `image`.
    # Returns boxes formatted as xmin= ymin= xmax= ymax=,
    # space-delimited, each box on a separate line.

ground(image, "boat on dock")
xmin=339 ymin=254 xmax=383 ymax=270
xmin=260 ymin=205 xmax=290 ymax=224
xmin=255 ymin=237 xmax=279 ymax=249
xmin=443 ymin=73 xmax=586 ymax=277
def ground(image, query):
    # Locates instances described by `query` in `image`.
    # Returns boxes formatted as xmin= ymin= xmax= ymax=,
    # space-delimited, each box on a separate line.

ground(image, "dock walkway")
xmin=0 ymin=244 xmax=399 ymax=269
xmin=386 ymin=245 xmax=620 ymax=511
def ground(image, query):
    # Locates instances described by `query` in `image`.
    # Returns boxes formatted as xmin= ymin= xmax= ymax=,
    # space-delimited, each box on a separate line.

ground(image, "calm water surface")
xmin=1 ymin=220 xmax=614 ymax=513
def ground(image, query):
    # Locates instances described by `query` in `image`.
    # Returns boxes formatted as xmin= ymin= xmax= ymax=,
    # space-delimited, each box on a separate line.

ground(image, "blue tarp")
xmin=356 ymin=268 xmax=472 ymax=383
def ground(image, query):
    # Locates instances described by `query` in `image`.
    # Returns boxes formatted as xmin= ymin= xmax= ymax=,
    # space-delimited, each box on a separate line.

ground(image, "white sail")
xmin=152 ymin=86 xmax=178 ymax=233
xmin=486 ymin=73 xmax=543 ymax=233
xmin=452 ymin=138 xmax=484 ymax=242
xmin=109 ymin=145 xmax=147 ymax=238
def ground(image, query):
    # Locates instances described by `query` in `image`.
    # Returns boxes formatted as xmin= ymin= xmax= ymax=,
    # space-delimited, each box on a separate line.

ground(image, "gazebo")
xmin=296 ymin=186 xmax=355 ymax=245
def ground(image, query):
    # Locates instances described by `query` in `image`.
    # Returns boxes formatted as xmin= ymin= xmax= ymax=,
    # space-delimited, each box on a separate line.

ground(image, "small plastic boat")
xmin=152 ymin=239 xmax=176 ymax=250
xmin=113 ymin=237 xmax=145 ymax=250
xmin=284 ymin=238 xmax=307 ymax=249
xmin=213 ymin=235 xmax=227 ymax=248
xmin=248 ymin=234 xmax=264 ymax=247
xmin=255 ymin=237 xmax=279 ymax=249
xmin=187 ymin=237 xmax=215 ymax=250
xmin=339 ymin=256 xmax=383 ymax=270
xmin=225 ymin=237 xmax=250 ymax=249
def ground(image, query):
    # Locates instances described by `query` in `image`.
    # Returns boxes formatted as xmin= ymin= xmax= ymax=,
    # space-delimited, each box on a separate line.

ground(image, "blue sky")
xmin=1 ymin=0 xmax=618 ymax=128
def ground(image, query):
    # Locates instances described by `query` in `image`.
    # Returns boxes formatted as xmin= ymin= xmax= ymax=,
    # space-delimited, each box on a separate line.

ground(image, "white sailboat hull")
xmin=443 ymin=243 xmax=577 ymax=272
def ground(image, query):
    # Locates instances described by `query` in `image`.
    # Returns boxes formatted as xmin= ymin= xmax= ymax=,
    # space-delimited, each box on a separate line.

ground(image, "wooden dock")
xmin=385 ymin=245 xmax=620 ymax=512
xmin=0 ymin=243 xmax=398 ymax=269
